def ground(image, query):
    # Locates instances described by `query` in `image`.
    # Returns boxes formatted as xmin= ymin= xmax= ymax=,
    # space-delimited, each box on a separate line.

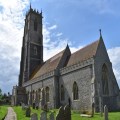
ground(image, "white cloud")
xmin=108 ymin=47 xmax=120 ymax=86
xmin=0 ymin=0 xmax=29 ymax=94
xmin=56 ymin=32 xmax=63 ymax=37
xmin=48 ymin=25 xmax=57 ymax=30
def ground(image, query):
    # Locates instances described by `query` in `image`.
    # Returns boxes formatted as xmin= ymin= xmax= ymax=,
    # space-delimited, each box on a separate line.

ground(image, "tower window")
xmin=34 ymin=19 xmax=38 ymax=31
xmin=34 ymin=46 xmax=37 ymax=55
xmin=73 ymin=82 xmax=79 ymax=100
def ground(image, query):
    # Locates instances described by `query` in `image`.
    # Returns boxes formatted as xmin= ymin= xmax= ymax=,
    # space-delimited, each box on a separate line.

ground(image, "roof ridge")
xmin=72 ymin=39 xmax=100 ymax=55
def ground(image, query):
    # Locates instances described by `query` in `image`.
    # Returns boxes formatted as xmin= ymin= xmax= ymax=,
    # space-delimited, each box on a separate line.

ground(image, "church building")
xmin=12 ymin=6 xmax=120 ymax=113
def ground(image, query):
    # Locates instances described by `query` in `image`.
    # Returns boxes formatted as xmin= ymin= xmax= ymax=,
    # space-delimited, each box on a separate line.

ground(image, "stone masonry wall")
xmin=59 ymin=64 xmax=93 ymax=112
xmin=25 ymin=76 xmax=55 ymax=108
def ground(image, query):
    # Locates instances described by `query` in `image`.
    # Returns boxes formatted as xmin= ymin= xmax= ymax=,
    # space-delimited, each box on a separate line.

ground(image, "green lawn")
xmin=0 ymin=105 xmax=8 ymax=120
xmin=13 ymin=106 xmax=120 ymax=120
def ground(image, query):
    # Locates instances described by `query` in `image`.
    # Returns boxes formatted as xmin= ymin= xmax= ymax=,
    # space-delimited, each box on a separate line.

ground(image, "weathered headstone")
xmin=31 ymin=113 xmax=38 ymax=120
xmin=22 ymin=103 xmax=25 ymax=110
xmin=91 ymin=102 xmax=95 ymax=117
xmin=35 ymin=101 xmax=39 ymax=110
xmin=43 ymin=104 xmax=48 ymax=112
xmin=33 ymin=102 xmax=35 ymax=109
xmin=64 ymin=105 xmax=71 ymax=120
xmin=104 ymin=105 xmax=108 ymax=120
xmin=56 ymin=106 xmax=64 ymax=120
xmin=49 ymin=112 xmax=55 ymax=120
xmin=40 ymin=111 xmax=47 ymax=120
xmin=26 ymin=107 xmax=31 ymax=117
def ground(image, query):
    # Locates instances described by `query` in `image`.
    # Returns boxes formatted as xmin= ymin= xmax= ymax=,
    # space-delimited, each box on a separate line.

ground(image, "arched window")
xmin=46 ymin=87 xmax=49 ymax=102
xmin=34 ymin=46 xmax=37 ymax=55
xmin=35 ymin=90 xmax=38 ymax=100
xmin=102 ymin=64 xmax=109 ymax=95
xmin=73 ymin=82 xmax=79 ymax=100
xmin=32 ymin=90 xmax=35 ymax=101
xmin=34 ymin=19 xmax=37 ymax=31
xmin=61 ymin=85 xmax=65 ymax=101
xmin=38 ymin=89 xmax=41 ymax=100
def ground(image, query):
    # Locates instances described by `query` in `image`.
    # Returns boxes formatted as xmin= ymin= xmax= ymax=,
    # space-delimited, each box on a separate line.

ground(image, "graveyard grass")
xmin=0 ymin=106 xmax=8 ymax=120
xmin=13 ymin=106 xmax=120 ymax=120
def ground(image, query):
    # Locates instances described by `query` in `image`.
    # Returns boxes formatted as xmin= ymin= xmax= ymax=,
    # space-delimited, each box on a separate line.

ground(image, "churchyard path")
xmin=4 ymin=107 xmax=17 ymax=120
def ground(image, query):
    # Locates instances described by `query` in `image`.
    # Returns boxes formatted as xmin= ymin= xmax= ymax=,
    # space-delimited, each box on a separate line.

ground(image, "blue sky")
xmin=0 ymin=0 xmax=120 ymax=94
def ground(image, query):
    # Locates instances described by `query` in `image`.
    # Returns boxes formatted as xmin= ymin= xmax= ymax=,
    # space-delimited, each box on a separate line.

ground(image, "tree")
xmin=0 ymin=88 xmax=2 ymax=99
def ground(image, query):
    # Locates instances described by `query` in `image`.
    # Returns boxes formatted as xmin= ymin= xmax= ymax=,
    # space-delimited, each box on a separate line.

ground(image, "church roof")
xmin=30 ymin=39 xmax=100 ymax=80
xmin=67 ymin=39 xmax=100 ymax=66
xmin=30 ymin=49 xmax=66 ymax=79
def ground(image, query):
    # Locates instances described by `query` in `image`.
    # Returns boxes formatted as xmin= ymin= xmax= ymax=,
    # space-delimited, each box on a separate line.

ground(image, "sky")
xmin=0 ymin=0 xmax=120 ymax=94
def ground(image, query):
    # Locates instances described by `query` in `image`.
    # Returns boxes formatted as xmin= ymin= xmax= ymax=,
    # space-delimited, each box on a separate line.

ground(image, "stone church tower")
xmin=19 ymin=6 xmax=43 ymax=86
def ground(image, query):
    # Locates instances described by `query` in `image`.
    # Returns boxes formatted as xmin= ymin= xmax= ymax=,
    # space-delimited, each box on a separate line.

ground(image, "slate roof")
xmin=30 ymin=49 xmax=65 ymax=79
xmin=67 ymin=40 xmax=100 ymax=66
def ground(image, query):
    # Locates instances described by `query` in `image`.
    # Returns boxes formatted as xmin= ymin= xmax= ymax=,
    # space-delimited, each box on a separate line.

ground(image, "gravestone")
xmin=26 ymin=106 xmax=31 ymax=117
xmin=92 ymin=102 xmax=95 ymax=117
xmin=43 ymin=104 xmax=48 ymax=112
xmin=40 ymin=111 xmax=47 ymax=120
xmin=33 ymin=102 xmax=35 ymax=109
xmin=35 ymin=101 xmax=39 ymax=110
xmin=31 ymin=113 xmax=38 ymax=120
xmin=64 ymin=105 xmax=71 ymax=120
xmin=56 ymin=106 xmax=64 ymax=120
xmin=22 ymin=103 xmax=25 ymax=110
xmin=104 ymin=105 xmax=108 ymax=120
xmin=49 ymin=112 xmax=55 ymax=120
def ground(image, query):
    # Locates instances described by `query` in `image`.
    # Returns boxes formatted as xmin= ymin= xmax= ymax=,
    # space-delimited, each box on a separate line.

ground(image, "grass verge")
xmin=13 ymin=106 xmax=120 ymax=120
xmin=0 ymin=105 xmax=8 ymax=120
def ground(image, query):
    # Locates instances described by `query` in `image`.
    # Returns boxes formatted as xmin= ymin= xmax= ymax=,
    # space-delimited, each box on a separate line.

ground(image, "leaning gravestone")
xmin=40 ymin=111 xmax=47 ymax=120
xmin=49 ymin=112 xmax=55 ymax=120
xmin=31 ymin=113 xmax=38 ymax=120
xmin=26 ymin=107 xmax=31 ymax=117
xmin=64 ymin=105 xmax=71 ymax=120
xmin=56 ymin=106 xmax=64 ymax=120
xmin=104 ymin=105 xmax=108 ymax=120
